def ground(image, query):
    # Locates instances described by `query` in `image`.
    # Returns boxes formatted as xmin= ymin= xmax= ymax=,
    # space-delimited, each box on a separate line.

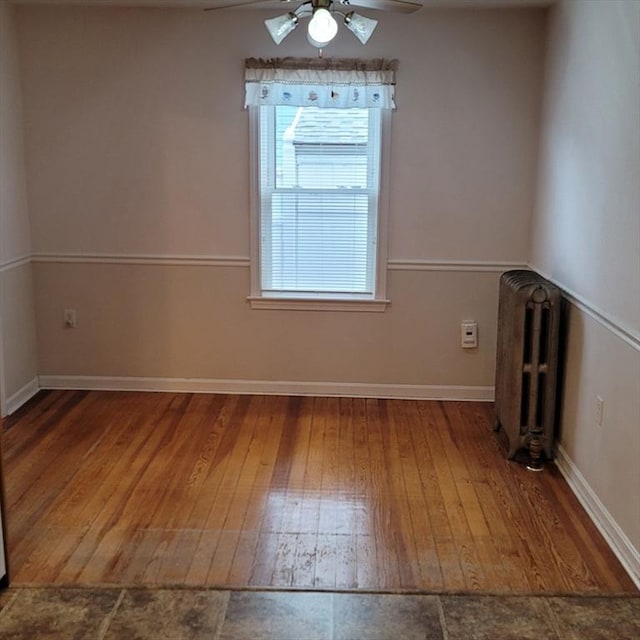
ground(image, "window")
xmin=245 ymin=58 xmax=396 ymax=311
xmin=259 ymin=104 xmax=381 ymax=298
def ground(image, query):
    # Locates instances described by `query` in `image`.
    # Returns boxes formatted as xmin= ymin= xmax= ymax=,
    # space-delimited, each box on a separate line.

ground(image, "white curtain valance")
xmin=244 ymin=57 xmax=398 ymax=109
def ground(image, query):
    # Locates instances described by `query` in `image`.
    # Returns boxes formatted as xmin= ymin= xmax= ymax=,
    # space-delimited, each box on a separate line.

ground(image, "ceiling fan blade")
xmin=338 ymin=0 xmax=422 ymax=13
xmin=204 ymin=0 xmax=295 ymax=11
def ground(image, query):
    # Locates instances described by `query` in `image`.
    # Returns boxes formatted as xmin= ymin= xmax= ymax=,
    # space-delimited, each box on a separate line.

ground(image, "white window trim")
xmin=247 ymin=106 xmax=391 ymax=312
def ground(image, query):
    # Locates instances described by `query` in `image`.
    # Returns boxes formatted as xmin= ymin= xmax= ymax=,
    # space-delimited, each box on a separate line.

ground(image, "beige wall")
xmin=1 ymin=263 xmax=38 ymax=403
xmin=0 ymin=4 xmax=31 ymax=263
xmin=34 ymin=262 xmax=501 ymax=390
xmin=16 ymin=5 xmax=545 ymax=393
xmin=18 ymin=7 xmax=545 ymax=263
xmin=532 ymin=0 xmax=640 ymax=331
xmin=0 ymin=2 xmax=38 ymax=415
xmin=531 ymin=0 xmax=640 ymax=573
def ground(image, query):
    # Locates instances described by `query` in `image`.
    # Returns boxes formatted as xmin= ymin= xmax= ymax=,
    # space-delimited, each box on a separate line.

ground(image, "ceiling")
xmin=10 ymin=0 xmax=556 ymax=9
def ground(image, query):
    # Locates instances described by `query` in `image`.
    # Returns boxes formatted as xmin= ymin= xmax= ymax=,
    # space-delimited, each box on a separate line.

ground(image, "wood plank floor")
xmin=1 ymin=390 xmax=636 ymax=592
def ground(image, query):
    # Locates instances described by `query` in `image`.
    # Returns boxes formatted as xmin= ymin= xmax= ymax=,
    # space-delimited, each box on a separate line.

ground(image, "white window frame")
xmin=248 ymin=105 xmax=391 ymax=312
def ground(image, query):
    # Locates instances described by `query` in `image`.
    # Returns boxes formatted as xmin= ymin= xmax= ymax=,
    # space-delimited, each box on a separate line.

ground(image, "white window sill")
xmin=247 ymin=296 xmax=390 ymax=312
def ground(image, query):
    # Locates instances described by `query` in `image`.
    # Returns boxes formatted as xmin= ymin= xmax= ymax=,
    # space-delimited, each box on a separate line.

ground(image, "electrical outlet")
xmin=596 ymin=395 xmax=604 ymax=427
xmin=64 ymin=308 xmax=77 ymax=328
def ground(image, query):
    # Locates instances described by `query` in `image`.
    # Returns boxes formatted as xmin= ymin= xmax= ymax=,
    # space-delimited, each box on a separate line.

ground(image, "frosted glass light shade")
xmin=344 ymin=12 xmax=378 ymax=45
xmin=264 ymin=13 xmax=298 ymax=45
xmin=307 ymin=8 xmax=338 ymax=47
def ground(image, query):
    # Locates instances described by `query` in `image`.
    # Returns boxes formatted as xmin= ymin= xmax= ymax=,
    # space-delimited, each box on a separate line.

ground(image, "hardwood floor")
xmin=1 ymin=390 xmax=636 ymax=592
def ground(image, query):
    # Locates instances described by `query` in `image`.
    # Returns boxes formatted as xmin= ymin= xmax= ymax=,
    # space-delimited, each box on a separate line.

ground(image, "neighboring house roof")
xmin=287 ymin=107 xmax=368 ymax=146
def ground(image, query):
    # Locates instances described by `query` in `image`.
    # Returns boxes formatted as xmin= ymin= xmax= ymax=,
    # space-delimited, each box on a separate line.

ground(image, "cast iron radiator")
xmin=493 ymin=270 xmax=561 ymax=470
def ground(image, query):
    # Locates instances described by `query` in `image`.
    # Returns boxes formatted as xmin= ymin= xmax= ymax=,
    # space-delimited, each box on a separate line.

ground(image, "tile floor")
xmin=0 ymin=587 xmax=639 ymax=639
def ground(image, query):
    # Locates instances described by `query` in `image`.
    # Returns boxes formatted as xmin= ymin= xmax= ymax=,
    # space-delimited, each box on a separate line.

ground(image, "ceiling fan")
xmin=205 ymin=0 xmax=423 ymax=49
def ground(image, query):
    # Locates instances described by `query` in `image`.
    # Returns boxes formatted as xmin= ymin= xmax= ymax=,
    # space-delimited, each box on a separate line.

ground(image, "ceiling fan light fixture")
xmin=344 ymin=11 xmax=378 ymax=45
xmin=264 ymin=12 xmax=299 ymax=45
xmin=307 ymin=7 xmax=338 ymax=47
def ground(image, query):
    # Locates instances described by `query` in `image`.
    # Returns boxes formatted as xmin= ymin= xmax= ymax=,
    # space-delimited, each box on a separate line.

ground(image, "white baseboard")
xmin=5 ymin=377 xmax=40 ymax=416
xmin=555 ymin=444 xmax=640 ymax=589
xmin=37 ymin=375 xmax=495 ymax=402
